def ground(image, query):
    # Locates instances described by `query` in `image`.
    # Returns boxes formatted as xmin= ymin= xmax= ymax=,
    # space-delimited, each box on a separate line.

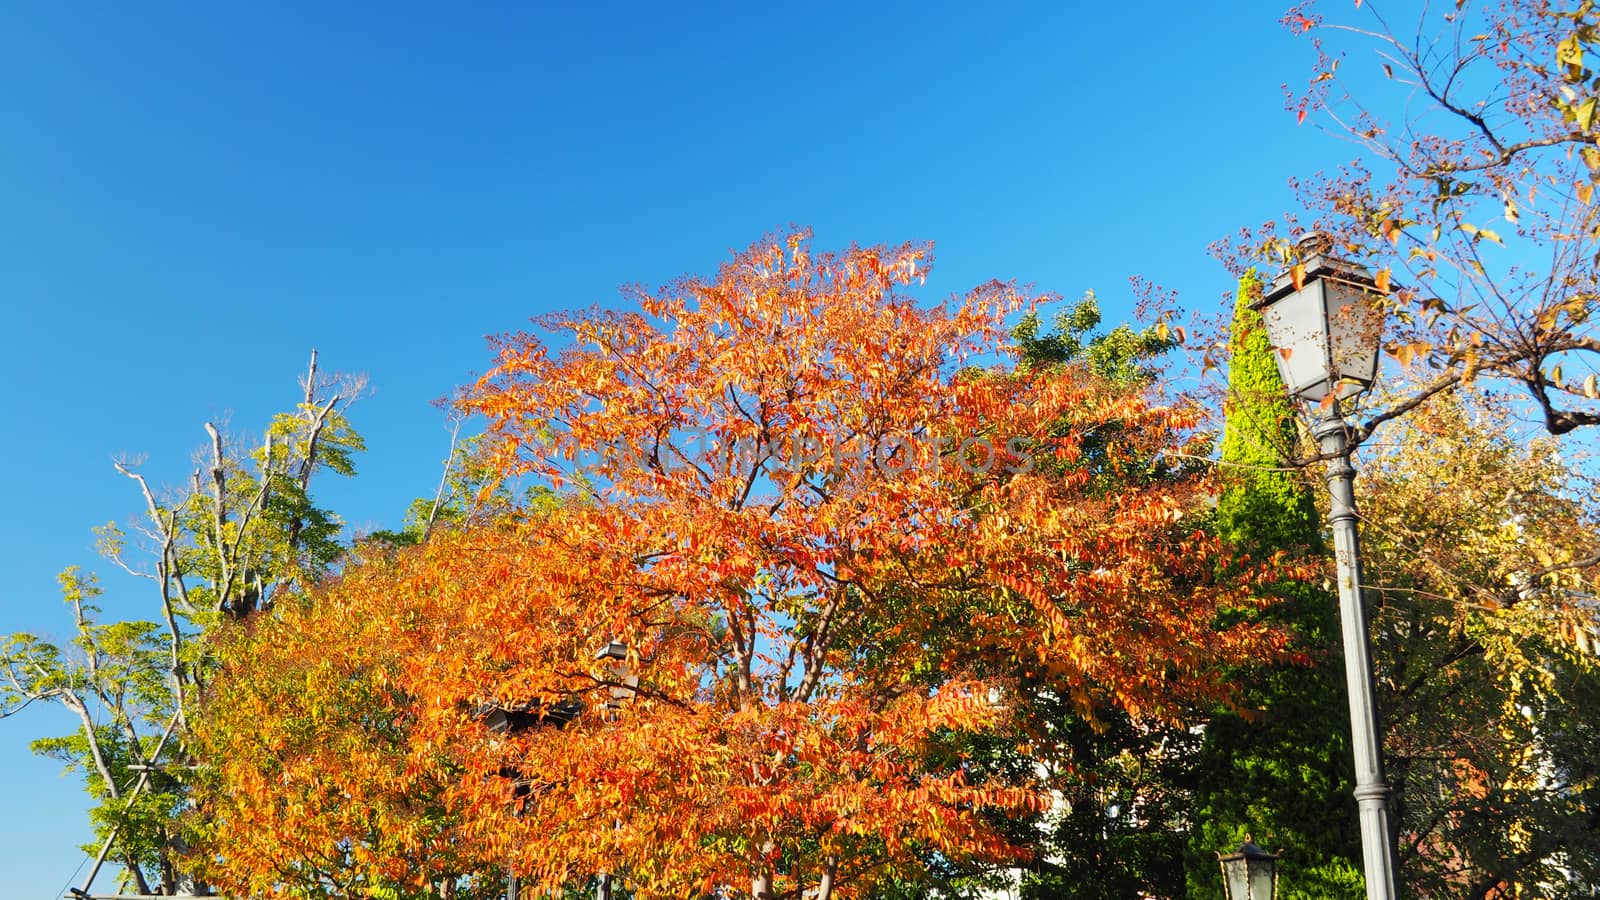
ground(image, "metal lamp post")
xmin=485 ymin=700 xmax=578 ymax=900
xmin=1253 ymin=232 xmax=1399 ymax=900
xmin=1218 ymin=837 xmax=1280 ymax=900
xmin=487 ymin=640 xmax=640 ymax=900
xmin=593 ymin=640 xmax=637 ymax=900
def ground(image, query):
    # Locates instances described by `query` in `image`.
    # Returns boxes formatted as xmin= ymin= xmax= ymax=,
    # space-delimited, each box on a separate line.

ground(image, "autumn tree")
xmin=191 ymin=534 xmax=499 ymax=899
xmin=872 ymin=292 xmax=1204 ymax=900
xmin=1208 ymin=4 xmax=1600 ymax=891
xmin=1355 ymin=389 xmax=1600 ymax=898
xmin=194 ymin=232 xmax=1293 ymax=899
xmin=0 ymin=354 xmax=363 ymax=896
xmin=1215 ymin=0 xmax=1600 ymax=441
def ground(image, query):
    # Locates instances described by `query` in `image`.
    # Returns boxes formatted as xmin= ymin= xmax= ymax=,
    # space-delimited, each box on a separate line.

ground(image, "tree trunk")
xmin=816 ymin=856 xmax=838 ymax=900
xmin=752 ymin=840 xmax=775 ymax=900
xmin=123 ymin=852 xmax=152 ymax=895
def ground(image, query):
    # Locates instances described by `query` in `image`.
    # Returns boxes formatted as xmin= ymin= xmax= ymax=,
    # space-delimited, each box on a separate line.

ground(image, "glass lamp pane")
xmin=1221 ymin=857 xmax=1250 ymax=900
xmin=1326 ymin=278 xmax=1382 ymax=398
xmin=1248 ymin=860 xmax=1276 ymax=899
xmin=1258 ymin=281 xmax=1332 ymax=401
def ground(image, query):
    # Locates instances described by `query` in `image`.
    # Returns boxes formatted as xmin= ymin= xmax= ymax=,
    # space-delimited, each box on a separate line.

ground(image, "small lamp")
xmin=595 ymin=640 xmax=638 ymax=703
xmin=1218 ymin=836 xmax=1280 ymax=900
xmin=1253 ymin=232 xmax=1385 ymax=404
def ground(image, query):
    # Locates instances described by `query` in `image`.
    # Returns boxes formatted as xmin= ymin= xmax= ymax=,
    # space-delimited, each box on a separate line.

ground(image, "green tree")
xmin=1012 ymin=295 xmax=1201 ymax=900
xmin=364 ymin=423 xmax=560 ymax=550
xmin=1184 ymin=273 xmax=1364 ymax=899
xmin=0 ymin=353 xmax=364 ymax=895
xmin=1012 ymin=290 xmax=1175 ymax=380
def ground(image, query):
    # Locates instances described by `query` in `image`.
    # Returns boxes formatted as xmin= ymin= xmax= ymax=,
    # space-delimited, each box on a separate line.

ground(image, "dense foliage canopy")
xmin=192 ymin=233 xmax=1290 ymax=899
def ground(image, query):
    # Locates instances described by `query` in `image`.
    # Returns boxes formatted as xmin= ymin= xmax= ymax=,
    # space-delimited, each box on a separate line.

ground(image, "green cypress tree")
xmin=1213 ymin=273 xmax=1323 ymax=552
xmin=1185 ymin=273 xmax=1365 ymax=899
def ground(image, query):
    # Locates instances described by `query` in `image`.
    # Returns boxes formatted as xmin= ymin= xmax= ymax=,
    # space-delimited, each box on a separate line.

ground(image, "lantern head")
xmin=1254 ymin=233 xmax=1384 ymax=404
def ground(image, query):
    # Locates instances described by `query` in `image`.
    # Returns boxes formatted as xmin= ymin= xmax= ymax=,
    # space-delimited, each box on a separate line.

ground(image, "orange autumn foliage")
xmin=192 ymin=231 xmax=1291 ymax=899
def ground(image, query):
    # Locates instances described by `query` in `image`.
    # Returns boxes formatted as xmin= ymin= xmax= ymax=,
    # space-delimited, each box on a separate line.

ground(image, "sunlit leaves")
xmin=200 ymin=232 xmax=1290 ymax=898
xmin=1358 ymin=389 xmax=1600 ymax=896
xmin=1 ymin=359 xmax=364 ymax=895
xmin=1219 ymin=0 xmax=1600 ymax=437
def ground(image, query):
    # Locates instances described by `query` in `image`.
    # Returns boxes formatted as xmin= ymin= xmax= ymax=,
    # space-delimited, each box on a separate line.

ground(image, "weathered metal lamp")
xmin=1255 ymin=232 xmax=1401 ymax=900
xmin=1218 ymin=837 xmax=1280 ymax=900
xmin=593 ymin=639 xmax=635 ymax=900
xmin=595 ymin=640 xmax=638 ymax=704
xmin=1254 ymin=232 xmax=1384 ymax=404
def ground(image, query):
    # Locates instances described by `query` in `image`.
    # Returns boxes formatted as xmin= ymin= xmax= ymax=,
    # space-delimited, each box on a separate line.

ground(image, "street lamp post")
xmin=594 ymin=640 xmax=637 ymax=900
xmin=482 ymin=687 xmax=585 ymax=900
xmin=1253 ymin=232 xmax=1400 ymax=900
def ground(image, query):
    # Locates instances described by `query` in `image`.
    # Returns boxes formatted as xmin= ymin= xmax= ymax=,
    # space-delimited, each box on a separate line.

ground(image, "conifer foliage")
xmin=1186 ymin=274 xmax=1364 ymax=900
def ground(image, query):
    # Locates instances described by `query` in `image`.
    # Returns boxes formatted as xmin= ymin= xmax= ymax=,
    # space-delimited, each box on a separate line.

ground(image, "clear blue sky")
xmin=0 ymin=3 xmax=1352 ymax=894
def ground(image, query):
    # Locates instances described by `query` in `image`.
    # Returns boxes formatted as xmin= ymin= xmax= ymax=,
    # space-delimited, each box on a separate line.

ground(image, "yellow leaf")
xmin=1387 ymin=341 xmax=1428 ymax=366
xmin=1375 ymin=269 xmax=1392 ymax=293
xmin=1578 ymin=97 xmax=1599 ymax=133
xmin=1585 ymin=374 xmax=1599 ymax=399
